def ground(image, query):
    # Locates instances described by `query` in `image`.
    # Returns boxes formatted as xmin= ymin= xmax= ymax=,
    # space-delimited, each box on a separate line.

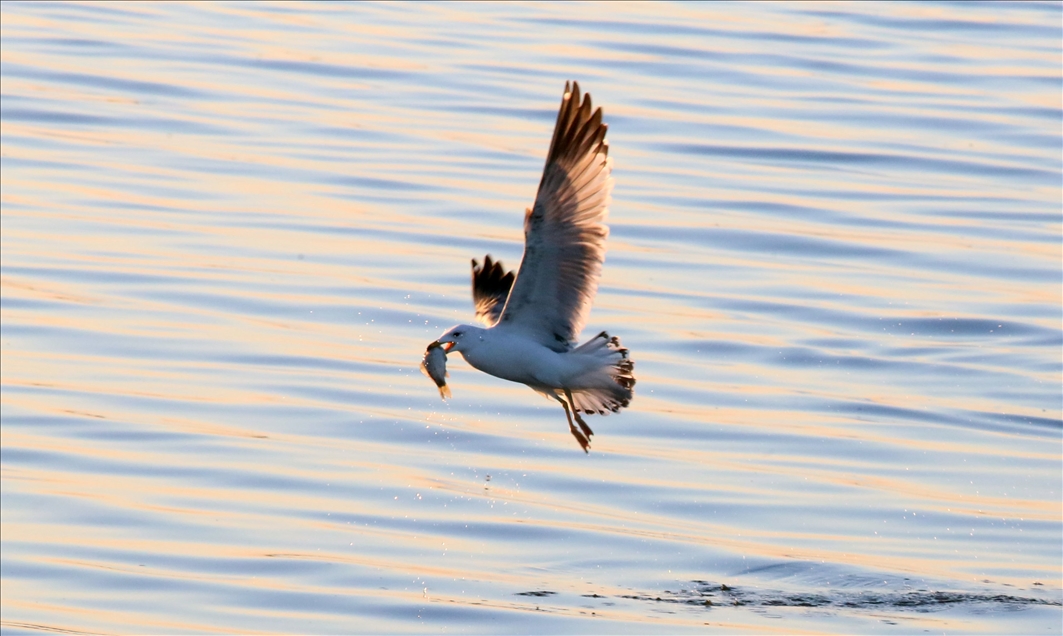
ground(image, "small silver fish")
xmin=421 ymin=340 xmax=451 ymax=399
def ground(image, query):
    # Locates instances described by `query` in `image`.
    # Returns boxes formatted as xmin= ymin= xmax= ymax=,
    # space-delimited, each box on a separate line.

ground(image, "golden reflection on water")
xmin=7 ymin=422 xmax=1039 ymax=594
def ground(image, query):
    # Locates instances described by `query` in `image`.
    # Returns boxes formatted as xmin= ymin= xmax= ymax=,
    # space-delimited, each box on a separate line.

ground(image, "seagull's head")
xmin=434 ymin=324 xmax=482 ymax=354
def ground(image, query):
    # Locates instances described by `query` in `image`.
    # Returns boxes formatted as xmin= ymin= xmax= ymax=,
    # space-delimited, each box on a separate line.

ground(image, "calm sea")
xmin=2 ymin=2 xmax=1060 ymax=633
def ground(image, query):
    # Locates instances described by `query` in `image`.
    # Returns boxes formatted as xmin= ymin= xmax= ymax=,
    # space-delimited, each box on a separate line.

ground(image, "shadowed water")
xmin=2 ymin=2 xmax=1060 ymax=633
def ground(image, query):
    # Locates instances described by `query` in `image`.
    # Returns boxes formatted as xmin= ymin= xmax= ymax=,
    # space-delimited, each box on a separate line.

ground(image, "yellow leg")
xmin=553 ymin=393 xmax=590 ymax=453
xmin=564 ymin=388 xmax=594 ymax=439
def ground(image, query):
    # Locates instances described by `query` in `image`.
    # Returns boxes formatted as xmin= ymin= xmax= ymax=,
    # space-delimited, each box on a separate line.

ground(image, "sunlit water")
xmin=2 ymin=2 xmax=1061 ymax=633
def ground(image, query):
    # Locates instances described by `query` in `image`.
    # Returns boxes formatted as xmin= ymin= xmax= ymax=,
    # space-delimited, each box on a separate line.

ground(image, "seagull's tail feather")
xmin=568 ymin=331 xmax=635 ymax=415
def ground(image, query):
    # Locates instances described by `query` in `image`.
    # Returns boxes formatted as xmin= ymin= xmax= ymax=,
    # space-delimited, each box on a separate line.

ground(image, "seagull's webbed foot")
xmin=554 ymin=393 xmax=590 ymax=453
xmin=568 ymin=421 xmax=590 ymax=453
xmin=564 ymin=389 xmax=594 ymax=439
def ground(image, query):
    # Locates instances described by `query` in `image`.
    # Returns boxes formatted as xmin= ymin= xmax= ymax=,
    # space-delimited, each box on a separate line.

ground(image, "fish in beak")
xmin=421 ymin=340 xmax=451 ymax=399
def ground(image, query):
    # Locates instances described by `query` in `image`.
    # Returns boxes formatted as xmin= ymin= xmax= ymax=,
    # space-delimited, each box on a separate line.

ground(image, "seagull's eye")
xmin=453 ymin=331 xmax=463 ymax=337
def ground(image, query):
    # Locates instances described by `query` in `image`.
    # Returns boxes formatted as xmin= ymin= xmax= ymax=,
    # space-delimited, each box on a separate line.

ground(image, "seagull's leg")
xmin=553 ymin=393 xmax=590 ymax=453
xmin=564 ymin=388 xmax=594 ymax=439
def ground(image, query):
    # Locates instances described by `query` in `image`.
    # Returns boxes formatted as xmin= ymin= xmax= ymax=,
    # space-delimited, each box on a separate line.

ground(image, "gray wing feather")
xmin=497 ymin=81 xmax=613 ymax=351
xmin=472 ymin=255 xmax=515 ymax=326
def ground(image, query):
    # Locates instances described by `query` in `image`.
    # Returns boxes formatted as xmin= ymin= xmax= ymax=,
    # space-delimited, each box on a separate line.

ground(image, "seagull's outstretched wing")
xmin=471 ymin=255 xmax=514 ymax=326
xmin=497 ymin=81 xmax=613 ymax=351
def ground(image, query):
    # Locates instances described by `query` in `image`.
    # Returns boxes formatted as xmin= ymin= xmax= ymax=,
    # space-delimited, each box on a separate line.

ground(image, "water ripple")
xmin=2 ymin=2 xmax=1060 ymax=634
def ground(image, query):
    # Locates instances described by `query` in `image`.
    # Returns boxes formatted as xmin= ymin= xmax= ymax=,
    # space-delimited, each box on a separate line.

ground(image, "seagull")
xmin=429 ymin=81 xmax=635 ymax=453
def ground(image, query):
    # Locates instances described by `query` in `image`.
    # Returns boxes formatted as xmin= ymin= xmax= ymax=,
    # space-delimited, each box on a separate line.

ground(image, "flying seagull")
xmin=428 ymin=81 xmax=635 ymax=452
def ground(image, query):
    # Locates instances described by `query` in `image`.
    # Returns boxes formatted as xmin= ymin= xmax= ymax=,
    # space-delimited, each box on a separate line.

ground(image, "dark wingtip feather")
xmin=472 ymin=254 xmax=515 ymax=326
xmin=543 ymin=80 xmax=608 ymax=172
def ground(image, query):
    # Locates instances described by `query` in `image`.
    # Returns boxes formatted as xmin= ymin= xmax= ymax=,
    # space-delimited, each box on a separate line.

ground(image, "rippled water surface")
xmin=2 ymin=2 xmax=1061 ymax=633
